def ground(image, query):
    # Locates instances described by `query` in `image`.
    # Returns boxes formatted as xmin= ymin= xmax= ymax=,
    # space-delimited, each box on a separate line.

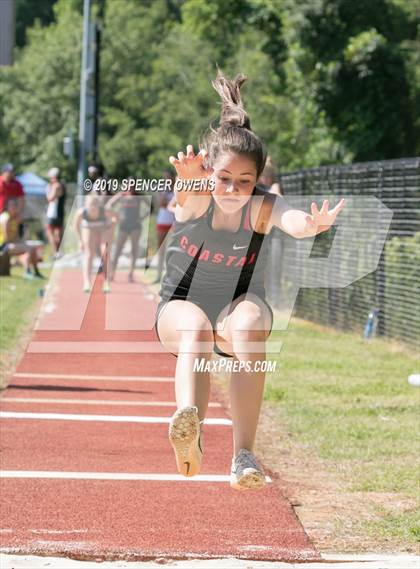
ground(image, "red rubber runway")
xmin=0 ymin=270 xmax=320 ymax=563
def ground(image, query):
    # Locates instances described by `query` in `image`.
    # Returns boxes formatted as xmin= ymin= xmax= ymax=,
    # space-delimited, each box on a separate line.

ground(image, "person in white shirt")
xmin=45 ymin=167 xmax=66 ymax=259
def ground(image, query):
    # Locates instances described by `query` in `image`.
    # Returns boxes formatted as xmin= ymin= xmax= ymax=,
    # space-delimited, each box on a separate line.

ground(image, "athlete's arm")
xmin=268 ymin=195 xmax=346 ymax=238
xmin=139 ymin=201 xmax=149 ymax=221
xmin=105 ymin=207 xmax=119 ymax=224
xmin=4 ymin=216 xmax=14 ymax=242
xmin=169 ymin=145 xmax=213 ymax=219
xmin=46 ymin=183 xmax=59 ymax=202
xmin=106 ymin=192 xmax=122 ymax=209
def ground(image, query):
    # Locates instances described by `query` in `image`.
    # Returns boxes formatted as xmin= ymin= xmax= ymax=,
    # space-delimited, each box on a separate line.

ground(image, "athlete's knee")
xmin=231 ymin=327 xmax=267 ymax=345
xmin=178 ymin=312 xmax=213 ymax=352
xmin=179 ymin=317 xmax=213 ymax=341
xmin=230 ymin=324 xmax=267 ymax=360
xmin=179 ymin=330 xmax=213 ymax=356
xmin=231 ymin=303 xmax=267 ymax=335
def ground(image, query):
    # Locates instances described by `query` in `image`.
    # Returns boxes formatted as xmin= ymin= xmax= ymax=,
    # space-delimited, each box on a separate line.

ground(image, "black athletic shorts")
xmin=47 ymin=217 xmax=64 ymax=228
xmin=120 ymin=221 xmax=141 ymax=234
xmin=154 ymin=292 xmax=274 ymax=358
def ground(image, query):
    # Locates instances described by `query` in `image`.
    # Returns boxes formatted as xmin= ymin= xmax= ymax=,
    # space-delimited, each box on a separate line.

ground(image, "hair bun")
xmin=212 ymin=69 xmax=251 ymax=129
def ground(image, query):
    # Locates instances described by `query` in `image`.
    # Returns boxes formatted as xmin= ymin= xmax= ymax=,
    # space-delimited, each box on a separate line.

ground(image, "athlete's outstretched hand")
xmin=169 ymin=145 xmax=214 ymax=181
xmin=305 ymin=198 xmax=346 ymax=235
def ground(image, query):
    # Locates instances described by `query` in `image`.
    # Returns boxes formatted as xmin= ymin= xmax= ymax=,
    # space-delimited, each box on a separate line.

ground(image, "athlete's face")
xmin=211 ymin=152 xmax=257 ymax=213
xmin=87 ymin=202 xmax=100 ymax=218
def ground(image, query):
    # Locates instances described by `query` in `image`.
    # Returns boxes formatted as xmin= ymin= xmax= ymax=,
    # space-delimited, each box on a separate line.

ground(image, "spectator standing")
xmin=0 ymin=163 xmax=25 ymax=215
xmin=45 ymin=167 xmax=66 ymax=259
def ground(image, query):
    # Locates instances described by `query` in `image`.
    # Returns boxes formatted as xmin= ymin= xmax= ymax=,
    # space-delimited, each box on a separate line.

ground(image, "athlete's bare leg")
xmin=100 ymin=240 xmax=109 ymax=280
xmin=56 ymin=226 xmax=64 ymax=251
xmin=100 ymin=227 xmax=114 ymax=291
xmin=111 ymin=229 xmax=128 ymax=281
xmin=51 ymin=226 xmax=63 ymax=254
xmin=45 ymin=225 xmax=59 ymax=255
xmin=6 ymin=243 xmax=37 ymax=273
xmin=215 ymin=293 xmax=272 ymax=456
xmin=156 ymin=300 xmax=214 ymax=422
xmin=81 ymin=228 xmax=98 ymax=290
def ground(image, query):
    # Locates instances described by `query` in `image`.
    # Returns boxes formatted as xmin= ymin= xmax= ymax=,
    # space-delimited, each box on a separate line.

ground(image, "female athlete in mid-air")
xmin=155 ymin=70 xmax=345 ymax=490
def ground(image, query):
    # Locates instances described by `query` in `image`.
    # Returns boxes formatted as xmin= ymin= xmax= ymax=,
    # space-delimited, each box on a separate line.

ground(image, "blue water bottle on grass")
xmin=364 ymin=308 xmax=379 ymax=340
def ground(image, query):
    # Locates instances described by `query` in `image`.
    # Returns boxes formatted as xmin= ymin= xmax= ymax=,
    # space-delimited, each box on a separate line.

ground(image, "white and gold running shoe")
xmin=230 ymin=448 xmax=266 ymax=491
xmin=168 ymin=405 xmax=204 ymax=477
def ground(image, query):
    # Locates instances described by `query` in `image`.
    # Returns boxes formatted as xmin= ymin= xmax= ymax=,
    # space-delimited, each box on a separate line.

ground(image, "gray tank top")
xmin=159 ymin=186 xmax=273 ymax=305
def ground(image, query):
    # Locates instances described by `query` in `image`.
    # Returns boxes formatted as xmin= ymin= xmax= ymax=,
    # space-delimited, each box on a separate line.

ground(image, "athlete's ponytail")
xmin=212 ymin=71 xmax=251 ymax=129
xmin=201 ymin=69 xmax=266 ymax=177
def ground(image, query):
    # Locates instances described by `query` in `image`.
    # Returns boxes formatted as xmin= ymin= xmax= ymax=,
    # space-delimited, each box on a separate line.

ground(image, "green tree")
xmin=98 ymin=0 xmax=183 ymax=177
xmin=1 ymin=0 xmax=417 ymax=182
xmin=287 ymin=0 xmax=420 ymax=160
xmin=0 ymin=0 xmax=81 ymax=177
xmin=15 ymin=0 xmax=58 ymax=47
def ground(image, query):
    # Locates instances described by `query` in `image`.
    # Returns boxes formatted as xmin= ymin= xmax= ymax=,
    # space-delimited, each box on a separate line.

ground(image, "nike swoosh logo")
xmin=233 ymin=244 xmax=248 ymax=250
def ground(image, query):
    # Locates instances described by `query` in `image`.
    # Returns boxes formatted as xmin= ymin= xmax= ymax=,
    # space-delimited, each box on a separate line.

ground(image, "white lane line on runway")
xmin=0 ymin=470 xmax=271 ymax=483
xmin=27 ymin=341 xmax=283 ymax=354
xmin=13 ymin=372 xmax=173 ymax=382
xmin=27 ymin=342 xmax=169 ymax=353
xmin=0 ymin=397 xmax=222 ymax=407
xmin=0 ymin=411 xmax=232 ymax=425
xmin=28 ymin=529 xmax=90 ymax=535
xmin=26 ymin=341 xmax=283 ymax=355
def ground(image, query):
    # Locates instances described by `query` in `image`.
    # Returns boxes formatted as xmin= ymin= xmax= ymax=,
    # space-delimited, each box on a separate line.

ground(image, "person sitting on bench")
xmin=0 ymin=198 xmax=44 ymax=279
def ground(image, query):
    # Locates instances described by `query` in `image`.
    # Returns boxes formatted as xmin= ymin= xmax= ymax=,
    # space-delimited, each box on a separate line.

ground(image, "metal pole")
xmin=93 ymin=0 xmax=105 ymax=161
xmin=93 ymin=23 xmax=101 ymax=161
xmin=77 ymin=0 xmax=91 ymax=200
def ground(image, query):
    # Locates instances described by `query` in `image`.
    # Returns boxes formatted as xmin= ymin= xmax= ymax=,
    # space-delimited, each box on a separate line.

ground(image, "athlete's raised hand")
xmin=305 ymin=198 xmax=346 ymax=235
xmin=169 ymin=145 xmax=214 ymax=181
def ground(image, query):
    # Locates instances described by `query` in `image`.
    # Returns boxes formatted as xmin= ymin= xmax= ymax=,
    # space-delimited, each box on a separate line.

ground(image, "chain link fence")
xmin=266 ymin=157 xmax=420 ymax=350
